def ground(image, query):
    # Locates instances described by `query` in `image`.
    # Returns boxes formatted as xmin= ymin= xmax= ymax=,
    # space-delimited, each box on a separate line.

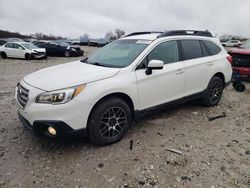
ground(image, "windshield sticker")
xmin=136 ymin=40 xmax=152 ymax=44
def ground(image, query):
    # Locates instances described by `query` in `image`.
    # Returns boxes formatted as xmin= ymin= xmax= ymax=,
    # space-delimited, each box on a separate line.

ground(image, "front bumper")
xmin=31 ymin=52 xmax=46 ymax=59
xmin=18 ymin=112 xmax=87 ymax=138
xmin=16 ymin=80 xmax=93 ymax=138
xmin=70 ymin=50 xmax=84 ymax=57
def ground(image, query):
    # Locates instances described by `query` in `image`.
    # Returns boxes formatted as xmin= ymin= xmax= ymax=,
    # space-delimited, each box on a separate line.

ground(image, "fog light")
xmin=48 ymin=126 xmax=57 ymax=136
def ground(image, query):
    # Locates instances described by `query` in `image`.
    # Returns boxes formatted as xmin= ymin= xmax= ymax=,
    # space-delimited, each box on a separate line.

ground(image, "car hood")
xmin=23 ymin=61 xmax=120 ymax=91
xmin=32 ymin=48 xmax=46 ymax=53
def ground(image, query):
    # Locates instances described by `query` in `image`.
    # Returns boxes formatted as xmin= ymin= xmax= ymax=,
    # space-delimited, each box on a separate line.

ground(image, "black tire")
xmin=1 ymin=52 xmax=7 ymax=59
xmin=202 ymin=76 xmax=224 ymax=106
xmin=88 ymin=97 xmax=132 ymax=145
xmin=64 ymin=50 xmax=70 ymax=57
xmin=235 ymin=83 xmax=245 ymax=92
xmin=25 ymin=53 xmax=31 ymax=60
xmin=232 ymin=82 xmax=238 ymax=88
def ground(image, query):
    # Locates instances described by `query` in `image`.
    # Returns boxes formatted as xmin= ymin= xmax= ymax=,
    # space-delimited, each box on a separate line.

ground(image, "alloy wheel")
xmin=209 ymin=81 xmax=223 ymax=103
xmin=99 ymin=107 xmax=127 ymax=138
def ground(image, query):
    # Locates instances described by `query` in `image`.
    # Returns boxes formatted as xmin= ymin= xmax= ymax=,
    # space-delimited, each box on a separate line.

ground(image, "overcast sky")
xmin=0 ymin=0 xmax=249 ymax=38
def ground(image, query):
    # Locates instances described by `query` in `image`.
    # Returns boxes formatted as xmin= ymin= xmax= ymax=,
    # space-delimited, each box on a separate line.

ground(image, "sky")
xmin=0 ymin=0 xmax=249 ymax=39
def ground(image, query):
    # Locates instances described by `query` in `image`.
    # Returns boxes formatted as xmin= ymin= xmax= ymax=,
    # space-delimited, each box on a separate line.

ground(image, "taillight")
xmin=226 ymin=55 xmax=233 ymax=64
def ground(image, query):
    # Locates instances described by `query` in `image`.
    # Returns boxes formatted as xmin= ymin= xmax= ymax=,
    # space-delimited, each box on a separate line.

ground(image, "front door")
xmin=135 ymin=40 xmax=185 ymax=110
xmin=13 ymin=43 xmax=26 ymax=58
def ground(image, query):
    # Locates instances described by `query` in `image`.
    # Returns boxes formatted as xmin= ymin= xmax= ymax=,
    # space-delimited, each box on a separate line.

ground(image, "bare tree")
xmin=105 ymin=31 xmax=116 ymax=41
xmin=80 ymin=33 xmax=90 ymax=41
xmin=114 ymin=29 xmax=125 ymax=39
xmin=83 ymin=33 xmax=90 ymax=39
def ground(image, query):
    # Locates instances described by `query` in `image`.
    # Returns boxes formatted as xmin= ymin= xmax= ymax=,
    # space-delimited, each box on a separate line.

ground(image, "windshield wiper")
xmin=81 ymin=58 xmax=108 ymax=67
xmin=91 ymin=62 xmax=108 ymax=67
xmin=80 ymin=57 xmax=89 ymax=63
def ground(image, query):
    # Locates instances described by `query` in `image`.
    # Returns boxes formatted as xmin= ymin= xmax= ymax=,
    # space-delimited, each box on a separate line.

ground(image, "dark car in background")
xmin=0 ymin=39 xmax=7 ymax=46
xmin=35 ymin=41 xmax=84 ymax=57
xmin=79 ymin=38 xmax=89 ymax=46
xmin=89 ymin=38 xmax=108 ymax=47
xmin=32 ymin=40 xmax=48 ymax=46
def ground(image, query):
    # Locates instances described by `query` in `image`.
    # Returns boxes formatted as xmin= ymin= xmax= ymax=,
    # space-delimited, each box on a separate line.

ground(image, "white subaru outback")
xmin=16 ymin=30 xmax=232 ymax=145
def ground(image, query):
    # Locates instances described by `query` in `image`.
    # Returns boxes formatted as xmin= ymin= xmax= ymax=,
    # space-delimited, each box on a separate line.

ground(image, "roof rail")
xmin=158 ymin=30 xmax=213 ymax=38
xmin=125 ymin=31 xmax=163 ymax=37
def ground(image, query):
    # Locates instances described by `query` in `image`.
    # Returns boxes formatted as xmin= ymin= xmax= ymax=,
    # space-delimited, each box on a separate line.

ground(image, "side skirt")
xmin=134 ymin=90 xmax=206 ymax=119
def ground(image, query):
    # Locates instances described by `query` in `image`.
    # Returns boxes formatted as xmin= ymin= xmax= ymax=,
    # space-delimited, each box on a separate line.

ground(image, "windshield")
xmin=240 ymin=39 xmax=250 ymax=49
xmin=55 ymin=41 xmax=69 ymax=47
xmin=82 ymin=39 xmax=149 ymax=68
xmin=21 ymin=43 xmax=38 ymax=49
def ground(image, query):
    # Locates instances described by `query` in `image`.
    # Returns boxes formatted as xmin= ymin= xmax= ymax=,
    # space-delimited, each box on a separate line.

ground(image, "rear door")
xmin=180 ymin=39 xmax=210 ymax=96
xmin=4 ymin=43 xmax=15 ymax=57
xmin=135 ymin=40 xmax=185 ymax=110
xmin=41 ymin=43 xmax=57 ymax=56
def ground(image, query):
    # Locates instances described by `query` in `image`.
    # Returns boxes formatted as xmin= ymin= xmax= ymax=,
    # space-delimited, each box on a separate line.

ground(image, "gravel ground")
xmin=0 ymin=46 xmax=249 ymax=188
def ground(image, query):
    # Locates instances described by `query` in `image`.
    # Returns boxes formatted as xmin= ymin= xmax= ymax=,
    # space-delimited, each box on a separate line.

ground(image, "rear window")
xmin=203 ymin=40 xmax=221 ymax=55
xmin=200 ymin=41 xmax=210 ymax=57
xmin=232 ymin=54 xmax=250 ymax=68
xmin=241 ymin=39 xmax=250 ymax=49
xmin=181 ymin=40 xmax=203 ymax=60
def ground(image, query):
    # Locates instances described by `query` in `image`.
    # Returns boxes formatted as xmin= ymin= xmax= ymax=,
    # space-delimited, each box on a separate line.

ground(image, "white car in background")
xmin=16 ymin=30 xmax=232 ymax=145
xmin=0 ymin=42 xmax=46 ymax=59
xmin=221 ymin=40 xmax=242 ymax=47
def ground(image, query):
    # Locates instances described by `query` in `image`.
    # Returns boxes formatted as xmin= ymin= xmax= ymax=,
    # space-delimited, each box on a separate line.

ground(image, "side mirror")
xmin=145 ymin=60 xmax=164 ymax=75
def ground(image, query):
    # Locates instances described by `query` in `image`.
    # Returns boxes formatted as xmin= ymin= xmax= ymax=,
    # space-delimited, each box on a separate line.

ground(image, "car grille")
xmin=17 ymin=83 xmax=29 ymax=108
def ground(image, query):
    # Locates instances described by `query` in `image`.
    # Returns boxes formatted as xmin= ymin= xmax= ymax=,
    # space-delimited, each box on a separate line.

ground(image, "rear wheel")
xmin=88 ymin=97 xmax=132 ymax=145
xmin=1 ymin=52 xmax=7 ymax=59
xmin=64 ymin=50 xmax=70 ymax=57
xmin=202 ymin=76 xmax=224 ymax=106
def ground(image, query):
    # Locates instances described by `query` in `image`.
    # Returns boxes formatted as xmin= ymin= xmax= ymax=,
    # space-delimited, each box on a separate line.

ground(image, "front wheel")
xmin=64 ymin=50 xmax=70 ymax=57
xmin=202 ymin=76 xmax=224 ymax=106
xmin=25 ymin=53 xmax=32 ymax=60
xmin=88 ymin=97 xmax=132 ymax=145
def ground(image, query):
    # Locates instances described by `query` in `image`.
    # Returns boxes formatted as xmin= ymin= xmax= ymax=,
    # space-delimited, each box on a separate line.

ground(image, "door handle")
xmin=207 ymin=61 xmax=213 ymax=66
xmin=176 ymin=69 xmax=184 ymax=74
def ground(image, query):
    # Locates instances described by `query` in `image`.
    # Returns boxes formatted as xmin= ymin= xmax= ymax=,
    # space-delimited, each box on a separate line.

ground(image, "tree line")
xmin=0 ymin=28 xmax=126 ymax=41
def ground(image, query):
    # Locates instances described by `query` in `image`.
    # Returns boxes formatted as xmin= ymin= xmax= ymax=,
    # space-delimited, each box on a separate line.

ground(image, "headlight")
xmin=36 ymin=85 xmax=86 ymax=104
xmin=71 ymin=47 xmax=77 ymax=52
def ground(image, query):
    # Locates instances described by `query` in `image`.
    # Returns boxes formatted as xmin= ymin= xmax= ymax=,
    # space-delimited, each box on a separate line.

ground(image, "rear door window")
xmin=180 ymin=40 xmax=203 ymax=60
xmin=203 ymin=40 xmax=221 ymax=55
xmin=5 ymin=43 xmax=14 ymax=48
xmin=232 ymin=54 xmax=250 ymax=68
